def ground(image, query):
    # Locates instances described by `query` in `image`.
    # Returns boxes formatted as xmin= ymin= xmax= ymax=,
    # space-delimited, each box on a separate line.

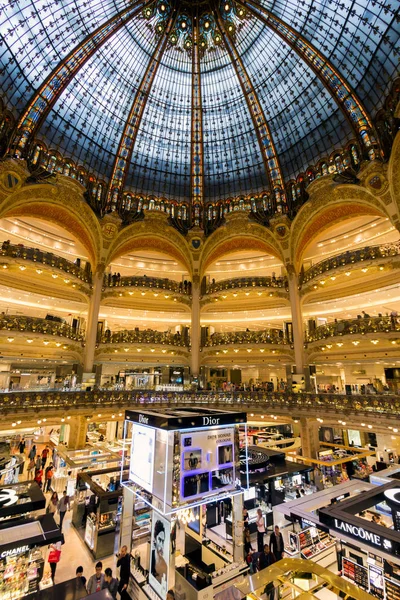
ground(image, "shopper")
xmin=34 ymin=467 xmax=43 ymax=488
xmin=35 ymin=454 xmax=41 ymax=471
xmin=76 ymin=566 xmax=87 ymax=589
xmin=45 ymin=463 xmax=54 ymax=493
xmin=167 ymin=591 xmax=175 ymax=600
xmin=256 ymin=508 xmax=266 ymax=552
xmin=117 ymin=545 xmax=130 ymax=599
xmin=57 ymin=490 xmax=70 ymax=531
xmin=269 ymin=525 xmax=284 ymax=561
xmin=41 ymin=446 xmax=50 ymax=469
xmin=18 ymin=438 xmax=25 ymax=454
xmin=244 ymin=527 xmax=253 ymax=554
xmin=27 ymin=457 xmax=35 ymax=480
xmin=102 ymin=567 xmax=118 ymax=599
xmin=48 ymin=540 xmax=62 ymax=583
xmin=259 ymin=545 xmax=276 ymax=570
xmin=87 ymin=562 xmax=105 ymax=594
xmin=28 ymin=444 xmax=36 ymax=461
xmin=47 ymin=491 xmax=58 ymax=515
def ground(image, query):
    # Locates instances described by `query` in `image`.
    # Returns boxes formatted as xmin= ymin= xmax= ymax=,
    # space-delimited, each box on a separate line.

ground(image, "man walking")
xmin=57 ymin=490 xmax=70 ymax=531
xmin=269 ymin=525 xmax=284 ymax=561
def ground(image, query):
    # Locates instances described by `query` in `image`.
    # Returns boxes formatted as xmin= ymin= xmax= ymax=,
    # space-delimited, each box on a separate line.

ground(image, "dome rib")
xmin=191 ymin=9 xmax=205 ymax=221
xmin=10 ymin=0 xmax=152 ymax=158
xmin=214 ymin=5 xmax=285 ymax=203
xmin=106 ymin=3 xmax=179 ymax=213
xmin=237 ymin=0 xmax=381 ymax=159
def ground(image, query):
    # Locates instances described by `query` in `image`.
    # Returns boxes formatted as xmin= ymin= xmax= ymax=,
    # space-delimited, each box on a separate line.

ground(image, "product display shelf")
xmin=0 ymin=547 xmax=44 ymax=600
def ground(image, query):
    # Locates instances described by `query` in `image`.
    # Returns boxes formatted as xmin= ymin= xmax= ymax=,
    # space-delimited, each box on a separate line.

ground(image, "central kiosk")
xmin=120 ymin=408 xmax=249 ymax=600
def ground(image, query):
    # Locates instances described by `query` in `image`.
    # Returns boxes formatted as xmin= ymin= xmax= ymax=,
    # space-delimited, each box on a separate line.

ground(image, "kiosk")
xmin=120 ymin=408 xmax=249 ymax=600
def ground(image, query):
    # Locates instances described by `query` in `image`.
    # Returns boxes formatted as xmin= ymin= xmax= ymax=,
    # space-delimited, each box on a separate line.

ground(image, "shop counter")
xmin=226 ymin=505 xmax=273 ymax=536
xmin=72 ymin=467 xmax=128 ymax=559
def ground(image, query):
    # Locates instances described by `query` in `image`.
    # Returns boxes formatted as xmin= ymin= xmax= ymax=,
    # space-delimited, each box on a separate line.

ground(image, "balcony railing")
xmin=103 ymin=274 xmax=191 ymax=295
xmin=301 ymin=241 xmax=400 ymax=285
xmin=306 ymin=316 xmax=399 ymax=342
xmin=99 ymin=329 xmax=189 ymax=347
xmin=1 ymin=242 xmax=91 ymax=283
xmin=0 ymin=315 xmax=84 ymax=341
xmin=0 ymin=390 xmax=399 ymax=419
xmin=204 ymin=330 xmax=288 ymax=347
xmin=205 ymin=276 xmax=288 ymax=295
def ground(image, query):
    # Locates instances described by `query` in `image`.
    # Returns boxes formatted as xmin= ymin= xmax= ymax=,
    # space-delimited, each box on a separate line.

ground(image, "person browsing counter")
xmin=270 ymin=525 xmax=284 ymax=561
xmin=256 ymin=508 xmax=266 ymax=553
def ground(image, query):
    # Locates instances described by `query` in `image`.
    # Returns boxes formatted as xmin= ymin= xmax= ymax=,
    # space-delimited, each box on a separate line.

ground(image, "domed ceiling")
xmin=0 ymin=0 xmax=399 ymax=204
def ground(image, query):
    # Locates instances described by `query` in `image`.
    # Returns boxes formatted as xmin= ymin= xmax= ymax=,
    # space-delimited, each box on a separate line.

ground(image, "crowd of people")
xmin=243 ymin=508 xmax=285 ymax=576
xmin=104 ymin=272 xmax=192 ymax=294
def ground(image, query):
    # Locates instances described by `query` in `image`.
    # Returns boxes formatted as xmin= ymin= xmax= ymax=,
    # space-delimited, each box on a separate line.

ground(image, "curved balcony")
xmin=1 ymin=390 xmax=400 ymax=422
xmin=204 ymin=329 xmax=288 ymax=347
xmin=205 ymin=276 xmax=288 ymax=295
xmin=1 ymin=241 xmax=91 ymax=283
xmin=0 ymin=314 xmax=84 ymax=341
xmin=300 ymin=241 xmax=400 ymax=286
xmin=99 ymin=329 xmax=189 ymax=347
xmin=306 ymin=316 xmax=399 ymax=343
xmin=103 ymin=274 xmax=191 ymax=295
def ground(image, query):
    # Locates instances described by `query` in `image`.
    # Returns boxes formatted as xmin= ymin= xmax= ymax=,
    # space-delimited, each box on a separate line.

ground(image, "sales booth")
xmin=273 ymin=480 xmax=400 ymax=599
xmin=119 ymin=408 xmax=250 ymax=600
xmin=0 ymin=481 xmax=62 ymax=598
xmin=72 ymin=466 xmax=128 ymax=559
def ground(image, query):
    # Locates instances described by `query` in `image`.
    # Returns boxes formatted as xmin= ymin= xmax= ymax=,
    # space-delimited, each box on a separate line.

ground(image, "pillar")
xmin=287 ymin=266 xmax=305 ymax=374
xmin=67 ymin=415 xmax=88 ymax=450
xmin=83 ymin=268 xmax=104 ymax=373
xmin=232 ymin=495 xmax=244 ymax=562
xmin=300 ymin=417 xmax=320 ymax=459
xmin=191 ymin=277 xmax=201 ymax=380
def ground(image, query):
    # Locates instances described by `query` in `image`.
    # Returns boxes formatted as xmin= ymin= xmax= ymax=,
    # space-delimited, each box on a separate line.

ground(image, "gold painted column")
xmin=190 ymin=276 xmax=201 ymax=380
xmin=300 ymin=418 xmax=320 ymax=459
xmin=287 ymin=265 xmax=305 ymax=375
xmin=67 ymin=415 xmax=88 ymax=450
xmin=83 ymin=267 xmax=104 ymax=374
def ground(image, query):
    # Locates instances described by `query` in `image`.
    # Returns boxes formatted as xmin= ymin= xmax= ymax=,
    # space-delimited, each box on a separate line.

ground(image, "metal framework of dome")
xmin=0 ymin=0 xmax=399 ymax=224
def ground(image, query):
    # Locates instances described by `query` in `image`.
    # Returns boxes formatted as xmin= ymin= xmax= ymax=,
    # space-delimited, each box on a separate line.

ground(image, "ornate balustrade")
xmin=301 ymin=241 xmax=400 ymax=285
xmin=0 ymin=314 xmax=83 ymax=341
xmin=99 ymin=329 xmax=189 ymax=347
xmin=1 ymin=242 xmax=91 ymax=283
xmin=306 ymin=316 xmax=399 ymax=342
xmin=0 ymin=390 xmax=399 ymax=420
xmin=205 ymin=276 xmax=288 ymax=295
xmin=103 ymin=274 xmax=191 ymax=295
xmin=204 ymin=330 xmax=288 ymax=347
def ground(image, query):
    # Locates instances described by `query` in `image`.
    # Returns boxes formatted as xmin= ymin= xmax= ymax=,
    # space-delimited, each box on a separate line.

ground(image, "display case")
xmin=0 ymin=546 xmax=44 ymax=599
xmin=72 ymin=467 xmax=127 ymax=559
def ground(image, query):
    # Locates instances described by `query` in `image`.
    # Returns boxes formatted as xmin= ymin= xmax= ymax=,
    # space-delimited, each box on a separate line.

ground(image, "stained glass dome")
xmin=0 ymin=0 xmax=399 ymax=207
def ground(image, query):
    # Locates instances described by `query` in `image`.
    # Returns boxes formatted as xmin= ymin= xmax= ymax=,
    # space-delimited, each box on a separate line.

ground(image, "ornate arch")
xmin=290 ymin=181 xmax=392 ymax=270
xmin=0 ymin=179 xmax=102 ymax=269
xmin=200 ymin=215 xmax=284 ymax=276
xmin=105 ymin=216 xmax=193 ymax=275
xmin=389 ymin=130 xmax=400 ymax=211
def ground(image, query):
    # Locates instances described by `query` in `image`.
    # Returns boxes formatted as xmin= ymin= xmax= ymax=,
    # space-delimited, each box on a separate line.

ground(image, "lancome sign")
xmin=332 ymin=518 xmax=394 ymax=553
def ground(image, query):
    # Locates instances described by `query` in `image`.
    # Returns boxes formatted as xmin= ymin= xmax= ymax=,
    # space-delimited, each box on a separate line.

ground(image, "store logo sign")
xmin=384 ymin=489 xmax=400 ymax=505
xmin=1 ymin=545 xmax=29 ymax=558
xmin=0 ymin=488 xmax=18 ymax=507
xmin=334 ymin=519 xmax=383 ymax=547
xmin=203 ymin=416 xmax=220 ymax=426
xmin=138 ymin=414 xmax=149 ymax=425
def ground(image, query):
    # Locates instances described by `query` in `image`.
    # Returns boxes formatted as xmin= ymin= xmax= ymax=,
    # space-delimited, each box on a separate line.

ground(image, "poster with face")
xmin=149 ymin=512 xmax=170 ymax=599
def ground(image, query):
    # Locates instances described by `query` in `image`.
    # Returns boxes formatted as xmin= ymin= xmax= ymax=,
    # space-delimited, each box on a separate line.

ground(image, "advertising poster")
xmin=129 ymin=423 xmax=156 ymax=493
xmin=149 ymin=512 xmax=170 ymax=599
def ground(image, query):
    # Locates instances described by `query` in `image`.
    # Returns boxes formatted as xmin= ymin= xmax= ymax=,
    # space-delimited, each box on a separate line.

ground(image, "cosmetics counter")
xmin=53 ymin=445 xmax=122 ymax=496
xmin=0 ymin=481 xmax=62 ymax=599
xmin=274 ymin=480 xmax=400 ymax=600
xmin=72 ymin=467 xmax=128 ymax=559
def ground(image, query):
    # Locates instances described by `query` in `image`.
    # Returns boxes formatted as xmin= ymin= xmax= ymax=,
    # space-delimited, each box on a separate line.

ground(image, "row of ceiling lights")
xmin=312 ymin=266 xmax=385 ymax=288
xmin=11 ymin=412 xmax=126 ymax=427
xmin=320 ymin=339 xmax=397 ymax=349
xmin=2 ymin=264 xmax=79 ymax=287
xmin=6 ymin=338 xmax=69 ymax=348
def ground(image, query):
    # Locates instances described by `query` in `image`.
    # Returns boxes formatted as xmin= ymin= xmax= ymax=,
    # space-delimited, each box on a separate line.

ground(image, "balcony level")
xmin=101 ymin=275 xmax=192 ymax=309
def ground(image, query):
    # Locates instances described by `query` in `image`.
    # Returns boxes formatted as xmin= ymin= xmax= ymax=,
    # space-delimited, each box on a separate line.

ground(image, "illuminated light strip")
xmin=190 ymin=11 xmax=204 ymax=224
xmin=215 ymin=8 xmax=285 ymax=200
xmin=237 ymin=0 xmax=378 ymax=154
xmin=12 ymin=0 xmax=152 ymax=154
xmin=106 ymin=6 xmax=178 ymax=212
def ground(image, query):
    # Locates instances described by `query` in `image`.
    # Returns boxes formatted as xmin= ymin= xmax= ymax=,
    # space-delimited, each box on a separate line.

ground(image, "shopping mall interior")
xmin=0 ymin=0 xmax=399 ymax=598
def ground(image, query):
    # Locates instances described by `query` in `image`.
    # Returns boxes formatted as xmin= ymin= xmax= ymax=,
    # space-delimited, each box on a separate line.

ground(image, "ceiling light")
xmin=137 ymin=348 xmax=142 ymax=352
xmin=51 ymin=274 xmax=58 ymax=278
xmin=352 ymin=341 xmax=359 ymax=346
xmin=368 ymin=425 xmax=372 ymax=429
xmin=43 ymin=340 xmax=49 ymax=345
xmin=19 ymin=265 xmax=26 ymax=271
xmin=26 ymin=338 xmax=33 ymax=343
xmin=371 ymin=340 xmax=379 ymax=344
xmin=7 ymin=337 xmax=14 ymax=342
